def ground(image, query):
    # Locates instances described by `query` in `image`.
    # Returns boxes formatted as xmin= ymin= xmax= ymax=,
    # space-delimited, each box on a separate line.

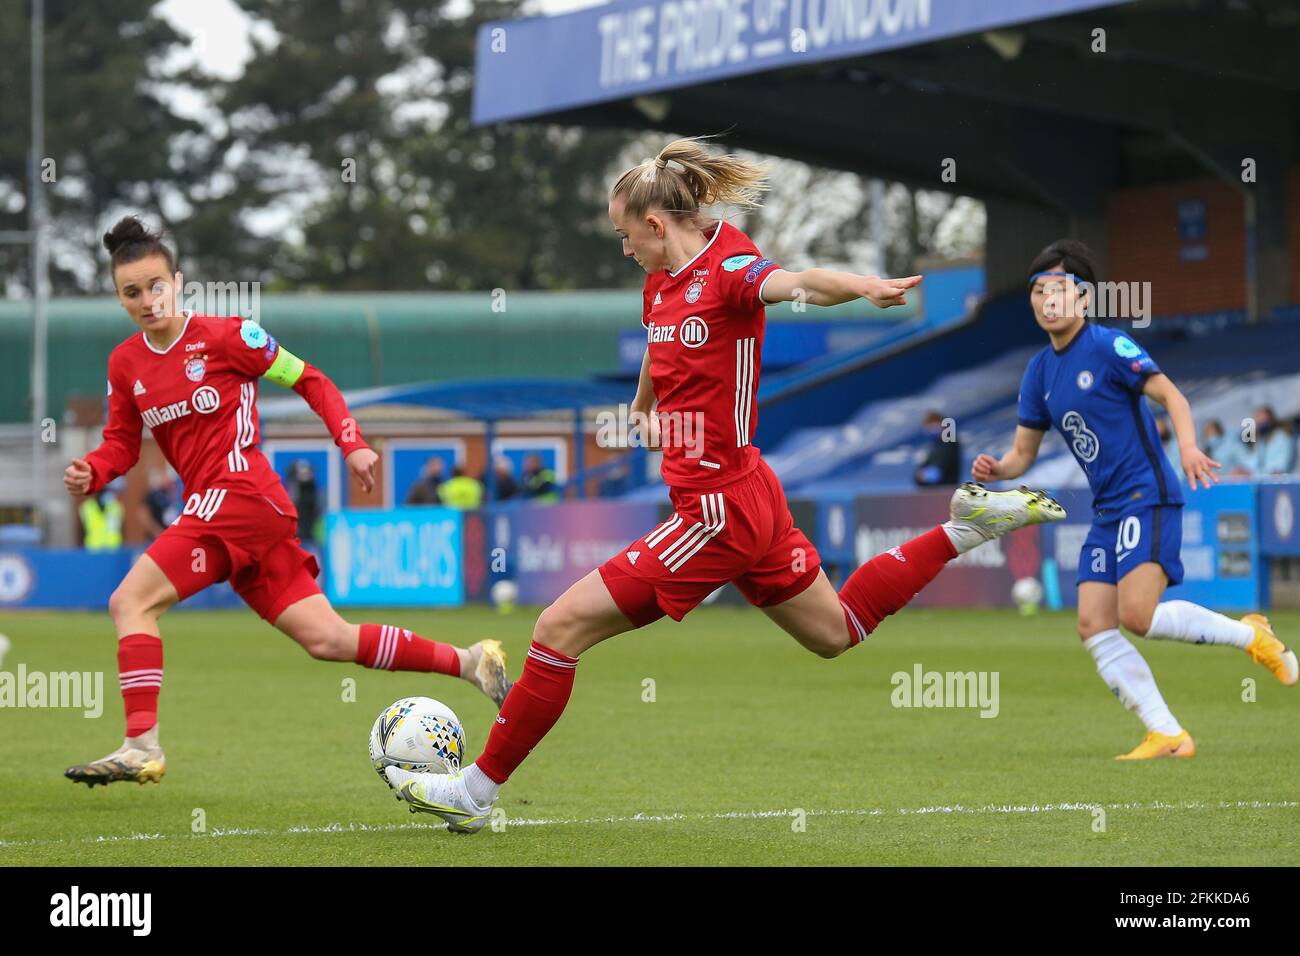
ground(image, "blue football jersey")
xmin=1017 ymin=323 xmax=1183 ymax=515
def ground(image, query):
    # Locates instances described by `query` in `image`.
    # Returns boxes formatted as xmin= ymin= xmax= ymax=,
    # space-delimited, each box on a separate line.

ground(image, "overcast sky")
xmin=156 ymin=0 xmax=607 ymax=82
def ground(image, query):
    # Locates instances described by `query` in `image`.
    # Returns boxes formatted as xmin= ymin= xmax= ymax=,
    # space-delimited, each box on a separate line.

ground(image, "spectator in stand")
xmin=438 ymin=464 xmax=484 ymax=510
xmin=1200 ymin=420 xmax=1248 ymax=476
xmin=491 ymin=456 xmax=518 ymax=501
xmin=1291 ymin=414 xmax=1300 ymax=472
xmin=286 ymin=459 xmax=322 ymax=543
xmin=405 ymin=456 xmax=447 ymax=505
xmin=522 ymin=454 xmax=559 ymax=503
xmin=1251 ymin=405 xmax=1297 ymax=476
xmin=913 ymin=410 xmax=960 ymax=487
xmin=80 ymin=479 xmax=125 ymax=551
xmin=139 ymin=469 xmax=181 ymax=541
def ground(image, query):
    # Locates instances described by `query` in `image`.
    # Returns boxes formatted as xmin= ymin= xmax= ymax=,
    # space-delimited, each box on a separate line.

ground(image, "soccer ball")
xmin=368 ymin=696 xmax=466 ymax=788
xmin=1011 ymin=576 xmax=1044 ymax=615
xmin=489 ymin=578 xmax=519 ymax=612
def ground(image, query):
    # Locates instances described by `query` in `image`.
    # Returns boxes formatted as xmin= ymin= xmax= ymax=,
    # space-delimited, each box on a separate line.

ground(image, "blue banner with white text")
xmin=1040 ymin=484 xmax=1262 ymax=612
xmin=474 ymin=0 xmax=1136 ymax=124
xmin=324 ymin=508 xmax=464 ymax=607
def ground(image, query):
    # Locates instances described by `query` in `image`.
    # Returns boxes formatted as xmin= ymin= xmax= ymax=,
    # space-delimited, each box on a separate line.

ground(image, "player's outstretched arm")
xmin=761 ymin=268 xmax=922 ymax=308
xmin=1143 ymin=373 xmax=1219 ymax=490
xmin=76 ymin=363 xmax=144 ymax=496
xmin=261 ymin=342 xmax=376 ymax=491
xmin=629 ymin=348 xmax=660 ymax=450
xmin=972 ymin=426 xmax=1045 ymax=483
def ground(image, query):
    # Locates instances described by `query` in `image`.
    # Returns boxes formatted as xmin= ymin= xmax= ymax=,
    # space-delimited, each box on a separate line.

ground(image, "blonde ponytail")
xmin=611 ymin=134 xmax=769 ymax=228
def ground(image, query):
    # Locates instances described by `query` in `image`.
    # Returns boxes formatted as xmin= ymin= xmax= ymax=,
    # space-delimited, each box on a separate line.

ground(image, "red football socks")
xmin=356 ymin=624 xmax=460 ymax=675
xmin=838 ymin=526 xmax=957 ymax=644
xmin=474 ymin=642 xmax=578 ymax=784
xmin=118 ymin=633 xmax=163 ymax=737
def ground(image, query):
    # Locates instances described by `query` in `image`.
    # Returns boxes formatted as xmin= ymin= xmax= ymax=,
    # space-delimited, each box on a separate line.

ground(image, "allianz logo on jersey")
xmin=140 ymin=385 xmax=221 ymax=429
xmin=646 ymin=316 xmax=708 ymax=348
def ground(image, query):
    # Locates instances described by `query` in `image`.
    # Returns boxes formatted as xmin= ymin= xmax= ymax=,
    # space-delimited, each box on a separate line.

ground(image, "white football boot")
xmin=384 ymin=765 xmax=493 ymax=834
xmin=948 ymin=481 xmax=1066 ymax=543
xmin=65 ymin=725 xmax=166 ymax=787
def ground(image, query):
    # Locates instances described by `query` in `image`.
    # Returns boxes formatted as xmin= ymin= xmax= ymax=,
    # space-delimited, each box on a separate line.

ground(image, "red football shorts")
xmin=145 ymin=490 xmax=321 ymax=622
xmin=600 ymin=458 xmax=821 ymax=626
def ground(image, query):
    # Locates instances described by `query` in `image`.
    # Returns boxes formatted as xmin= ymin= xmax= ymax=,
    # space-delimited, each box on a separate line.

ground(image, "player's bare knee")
xmin=811 ymin=643 xmax=841 ymax=660
xmin=292 ymin=621 xmax=343 ymax=661
xmin=533 ymin=606 xmax=585 ymax=658
xmin=810 ymin=626 xmax=848 ymax=659
xmin=307 ymin=635 xmax=343 ymax=660
xmin=533 ymin=602 xmax=574 ymax=656
xmin=108 ymin=585 xmax=142 ymax=629
xmin=1078 ymin=613 xmax=1116 ymax=640
xmin=1120 ymin=606 xmax=1153 ymax=638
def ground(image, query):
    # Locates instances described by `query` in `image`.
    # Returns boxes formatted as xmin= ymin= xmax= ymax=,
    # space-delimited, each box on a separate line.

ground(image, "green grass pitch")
xmin=1 ymin=606 xmax=1296 ymax=866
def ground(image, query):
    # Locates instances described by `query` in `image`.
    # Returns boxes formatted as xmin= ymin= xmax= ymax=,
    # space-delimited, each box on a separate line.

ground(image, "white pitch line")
xmin=0 ymin=798 xmax=1295 ymax=851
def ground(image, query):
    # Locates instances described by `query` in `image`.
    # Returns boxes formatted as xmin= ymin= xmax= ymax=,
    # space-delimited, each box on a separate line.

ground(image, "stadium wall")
xmin=1107 ymin=165 xmax=1300 ymax=318
xmin=0 ymin=292 xmax=902 ymax=424
xmin=1107 ymin=175 xmax=1247 ymax=316
xmin=59 ymin=421 xmax=637 ymax=547
xmin=9 ymin=482 xmax=1287 ymax=613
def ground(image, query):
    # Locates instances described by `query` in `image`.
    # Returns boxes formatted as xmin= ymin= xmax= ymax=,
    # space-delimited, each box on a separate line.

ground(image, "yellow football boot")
xmin=465 ymin=639 xmax=513 ymax=708
xmin=1115 ymin=729 xmax=1196 ymax=761
xmin=1242 ymin=614 xmax=1298 ymax=686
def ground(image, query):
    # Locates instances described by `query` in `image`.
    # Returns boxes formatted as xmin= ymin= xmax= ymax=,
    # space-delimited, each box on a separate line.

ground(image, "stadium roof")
xmin=476 ymin=0 xmax=1131 ymax=127
xmin=473 ymin=0 xmax=1300 ymax=204
xmin=473 ymin=0 xmax=1300 ymax=311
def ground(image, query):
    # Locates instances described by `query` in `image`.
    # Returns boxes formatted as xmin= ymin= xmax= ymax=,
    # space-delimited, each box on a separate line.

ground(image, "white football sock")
xmin=1083 ymin=629 xmax=1182 ymax=735
xmin=1145 ymin=600 xmax=1253 ymax=649
xmin=941 ymin=521 xmax=985 ymax=555
xmin=462 ymin=762 xmax=499 ymax=807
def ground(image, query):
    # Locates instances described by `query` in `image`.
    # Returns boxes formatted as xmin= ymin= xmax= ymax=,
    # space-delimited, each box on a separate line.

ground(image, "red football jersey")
xmin=85 ymin=312 xmax=367 ymax=515
xmin=641 ymin=220 xmax=782 ymax=489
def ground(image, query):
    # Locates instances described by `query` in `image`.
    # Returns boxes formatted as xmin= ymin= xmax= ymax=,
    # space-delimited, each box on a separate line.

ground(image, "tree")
xmin=212 ymin=0 xmax=633 ymax=291
xmin=0 ymin=1 xmax=241 ymax=295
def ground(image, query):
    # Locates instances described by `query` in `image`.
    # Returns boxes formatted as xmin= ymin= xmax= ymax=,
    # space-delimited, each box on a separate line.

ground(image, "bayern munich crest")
xmin=185 ymin=357 xmax=206 ymax=382
xmin=684 ymin=280 xmax=704 ymax=304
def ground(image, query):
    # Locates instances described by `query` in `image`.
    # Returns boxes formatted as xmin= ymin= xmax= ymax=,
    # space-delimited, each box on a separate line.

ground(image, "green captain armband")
xmin=264 ymin=345 xmax=307 ymax=387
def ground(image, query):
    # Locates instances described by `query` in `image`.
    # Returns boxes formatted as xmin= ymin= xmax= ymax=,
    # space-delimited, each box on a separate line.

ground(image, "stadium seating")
xmin=760 ymin=314 xmax=1300 ymax=497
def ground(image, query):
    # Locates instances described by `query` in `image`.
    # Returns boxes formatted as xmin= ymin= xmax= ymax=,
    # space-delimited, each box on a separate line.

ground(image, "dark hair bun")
xmin=103 ymin=216 xmax=155 ymax=255
xmin=103 ymin=214 xmax=176 ymax=276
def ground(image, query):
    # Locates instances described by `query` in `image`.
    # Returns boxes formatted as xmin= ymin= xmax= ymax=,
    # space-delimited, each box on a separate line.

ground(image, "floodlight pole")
xmin=30 ymin=0 xmax=50 ymax=532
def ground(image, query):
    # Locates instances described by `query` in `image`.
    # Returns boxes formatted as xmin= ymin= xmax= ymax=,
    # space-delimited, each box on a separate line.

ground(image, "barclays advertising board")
xmin=324 ymin=508 xmax=464 ymax=607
